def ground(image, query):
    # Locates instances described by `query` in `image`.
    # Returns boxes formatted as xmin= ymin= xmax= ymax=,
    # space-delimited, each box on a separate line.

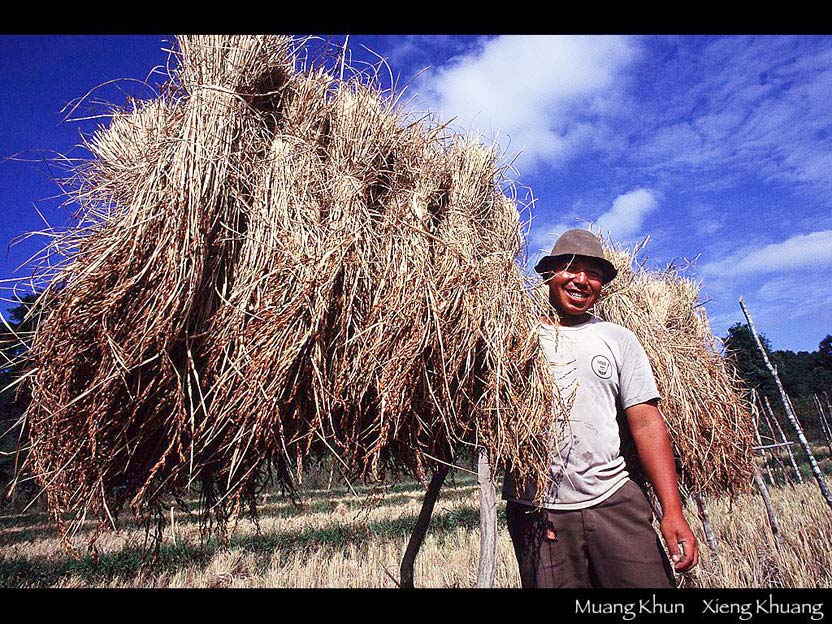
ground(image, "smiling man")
xmin=503 ymin=229 xmax=698 ymax=588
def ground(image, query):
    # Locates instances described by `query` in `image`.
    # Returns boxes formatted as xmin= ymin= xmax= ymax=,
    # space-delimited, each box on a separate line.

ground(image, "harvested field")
xmin=2 ymin=468 xmax=831 ymax=588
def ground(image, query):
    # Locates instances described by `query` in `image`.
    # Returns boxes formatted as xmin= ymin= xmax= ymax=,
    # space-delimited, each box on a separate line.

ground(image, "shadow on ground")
xmin=1 ymin=476 xmax=492 ymax=587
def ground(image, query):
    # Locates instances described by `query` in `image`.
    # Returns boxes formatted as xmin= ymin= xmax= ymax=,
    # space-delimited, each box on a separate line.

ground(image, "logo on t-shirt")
xmin=591 ymin=355 xmax=612 ymax=379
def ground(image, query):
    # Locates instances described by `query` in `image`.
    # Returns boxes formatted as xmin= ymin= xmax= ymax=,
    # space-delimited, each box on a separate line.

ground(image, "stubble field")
xmin=2 ymin=466 xmax=831 ymax=588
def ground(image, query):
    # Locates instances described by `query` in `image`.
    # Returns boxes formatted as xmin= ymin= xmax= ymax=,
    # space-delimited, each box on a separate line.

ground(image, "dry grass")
xmin=689 ymin=481 xmax=832 ymax=588
xmin=2 ymin=474 xmax=829 ymax=588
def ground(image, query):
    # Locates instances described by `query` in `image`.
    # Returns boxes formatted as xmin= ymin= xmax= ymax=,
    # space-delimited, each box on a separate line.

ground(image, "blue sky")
xmin=2 ymin=35 xmax=831 ymax=352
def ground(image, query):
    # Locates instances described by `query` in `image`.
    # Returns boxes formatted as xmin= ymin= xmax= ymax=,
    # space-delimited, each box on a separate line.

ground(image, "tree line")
xmin=723 ymin=323 xmax=832 ymax=441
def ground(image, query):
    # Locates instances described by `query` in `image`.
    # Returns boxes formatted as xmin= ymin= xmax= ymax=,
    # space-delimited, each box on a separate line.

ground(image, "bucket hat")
xmin=534 ymin=229 xmax=618 ymax=284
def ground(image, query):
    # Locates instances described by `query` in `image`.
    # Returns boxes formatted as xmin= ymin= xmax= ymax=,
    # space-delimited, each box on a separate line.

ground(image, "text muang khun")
xmin=575 ymin=595 xmax=683 ymax=621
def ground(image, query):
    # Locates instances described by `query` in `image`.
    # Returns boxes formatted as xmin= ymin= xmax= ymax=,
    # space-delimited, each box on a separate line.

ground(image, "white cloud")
xmin=701 ymin=230 xmax=832 ymax=277
xmin=689 ymin=205 xmax=723 ymax=236
xmin=413 ymin=35 xmax=640 ymax=171
xmin=380 ymin=35 xmax=479 ymax=76
xmin=595 ymin=188 xmax=658 ymax=240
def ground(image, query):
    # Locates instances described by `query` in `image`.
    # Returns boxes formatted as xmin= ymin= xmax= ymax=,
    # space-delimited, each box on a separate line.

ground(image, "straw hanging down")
xmin=591 ymin=240 xmax=755 ymax=497
xmin=16 ymin=35 xmax=558 ymax=549
xmin=22 ymin=36 xmax=299 ymax=543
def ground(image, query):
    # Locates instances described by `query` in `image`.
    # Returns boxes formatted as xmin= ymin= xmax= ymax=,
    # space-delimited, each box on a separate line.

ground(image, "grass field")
xmin=2 ymin=463 xmax=831 ymax=588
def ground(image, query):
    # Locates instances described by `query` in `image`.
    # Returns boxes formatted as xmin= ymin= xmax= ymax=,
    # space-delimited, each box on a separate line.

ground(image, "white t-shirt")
xmin=503 ymin=316 xmax=661 ymax=510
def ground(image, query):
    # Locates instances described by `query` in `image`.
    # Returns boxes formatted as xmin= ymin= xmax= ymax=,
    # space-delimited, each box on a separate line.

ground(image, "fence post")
xmin=477 ymin=449 xmax=498 ymax=588
xmin=739 ymin=296 xmax=832 ymax=510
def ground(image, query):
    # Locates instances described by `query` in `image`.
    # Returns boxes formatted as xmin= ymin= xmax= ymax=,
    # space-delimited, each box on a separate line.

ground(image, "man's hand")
xmin=660 ymin=512 xmax=699 ymax=572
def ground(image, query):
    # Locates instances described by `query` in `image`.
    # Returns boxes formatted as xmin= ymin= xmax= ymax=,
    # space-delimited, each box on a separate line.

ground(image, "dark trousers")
xmin=506 ymin=480 xmax=676 ymax=588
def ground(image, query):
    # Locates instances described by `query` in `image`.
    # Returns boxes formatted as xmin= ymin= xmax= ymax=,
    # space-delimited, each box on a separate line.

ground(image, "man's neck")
xmin=559 ymin=312 xmax=592 ymax=327
xmin=544 ymin=311 xmax=593 ymax=327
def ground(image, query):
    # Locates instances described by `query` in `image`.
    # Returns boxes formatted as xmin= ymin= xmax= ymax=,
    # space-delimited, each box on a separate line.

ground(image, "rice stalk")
xmin=15 ymin=35 xmax=557 ymax=550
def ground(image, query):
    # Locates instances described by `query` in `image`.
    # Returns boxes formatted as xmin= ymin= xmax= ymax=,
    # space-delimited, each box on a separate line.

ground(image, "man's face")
xmin=546 ymin=256 xmax=604 ymax=323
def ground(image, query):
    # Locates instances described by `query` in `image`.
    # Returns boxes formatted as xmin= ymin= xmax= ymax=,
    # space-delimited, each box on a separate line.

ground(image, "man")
xmin=503 ymin=229 xmax=698 ymax=588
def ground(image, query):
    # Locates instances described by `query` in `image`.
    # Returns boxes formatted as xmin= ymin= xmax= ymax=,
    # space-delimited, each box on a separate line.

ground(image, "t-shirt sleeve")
xmin=618 ymin=330 xmax=661 ymax=409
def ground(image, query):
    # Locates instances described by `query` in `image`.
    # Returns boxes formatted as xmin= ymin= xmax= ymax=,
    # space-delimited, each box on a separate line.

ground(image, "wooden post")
xmin=326 ymin=459 xmax=336 ymax=491
xmin=739 ymin=296 xmax=832 ymax=510
xmin=692 ymin=492 xmax=718 ymax=556
xmin=400 ymin=464 xmax=450 ymax=588
xmin=477 ymin=449 xmax=498 ymax=588
xmin=824 ymin=392 xmax=832 ymax=457
xmin=821 ymin=400 xmax=832 ymax=449
xmin=786 ymin=394 xmax=807 ymax=434
xmin=751 ymin=401 xmax=776 ymax=486
xmin=647 ymin=484 xmax=664 ymax=521
xmin=764 ymin=396 xmax=802 ymax=484
xmin=814 ymin=395 xmax=832 ymax=443
xmin=748 ymin=392 xmax=782 ymax=545
xmin=170 ymin=506 xmax=177 ymax=547
xmin=823 ymin=392 xmax=832 ymax=434
xmin=759 ymin=395 xmax=793 ymax=485
xmin=812 ymin=394 xmax=832 ymax=455
xmin=751 ymin=465 xmax=782 ymax=549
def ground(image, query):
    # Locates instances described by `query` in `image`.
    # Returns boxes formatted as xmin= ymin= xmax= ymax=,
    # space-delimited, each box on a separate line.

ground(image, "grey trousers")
xmin=506 ymin=480 xmax=676 ymax=588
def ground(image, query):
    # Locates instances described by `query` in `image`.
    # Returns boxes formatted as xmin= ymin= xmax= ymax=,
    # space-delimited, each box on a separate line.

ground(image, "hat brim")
xmin=534 ymin=254 xmax=618 ymax=284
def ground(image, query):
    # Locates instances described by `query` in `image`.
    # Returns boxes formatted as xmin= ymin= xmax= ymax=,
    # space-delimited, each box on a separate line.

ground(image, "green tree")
xmin=819 ymin=334 xmax=832 ymax=365
xmin=723 ymin=323 xmax=777 ymax=397
xmin=723 ymin=324 xmax=832 ymax=442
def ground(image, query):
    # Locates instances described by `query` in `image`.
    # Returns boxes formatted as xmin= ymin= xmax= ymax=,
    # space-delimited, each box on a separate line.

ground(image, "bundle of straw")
xmin=19 ymin=35 xmax=556 ymax=548
xmin=593 ymin=240 xmax=754 ymax=497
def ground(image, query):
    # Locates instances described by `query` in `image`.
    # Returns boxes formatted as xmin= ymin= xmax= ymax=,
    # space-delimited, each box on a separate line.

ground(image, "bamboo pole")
xmin=692 ymin=493 xmax=719 ymax=555
xmin=812 ymin=394 xmax=832 ymax=455
xmin=764 ymin=396 xmax=802 ymax=485
xmin=326 ymin=459 xmax=336 ymax=491
xmin=749 ymin=399 xmax=782 ymax=545
xmin=751 ymin=401 xmax=776 ymax=486
xmin=400 ymin=464 xmax=450 ymax=589
xmin=739 ymin=296 xmax=832 ymax=510
xmin=759 ymin=394 xmax=793 ymax=486
xmin=787 ymin=394 xmax=806 ymax=434
xmin=754 ymin=442 xmax=795 ymax=452
xmin=751 ymin=465 xmax=782 ymax=549
xmin=476 ymin=449 xmax=497 ymax=588
xmin=824 ymin=392 xmax=832 ymax=458
xmin=820 ymin=398 xmax=832 ymax=448
xmin=824 ymin=392 xmax=832 ymax=432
